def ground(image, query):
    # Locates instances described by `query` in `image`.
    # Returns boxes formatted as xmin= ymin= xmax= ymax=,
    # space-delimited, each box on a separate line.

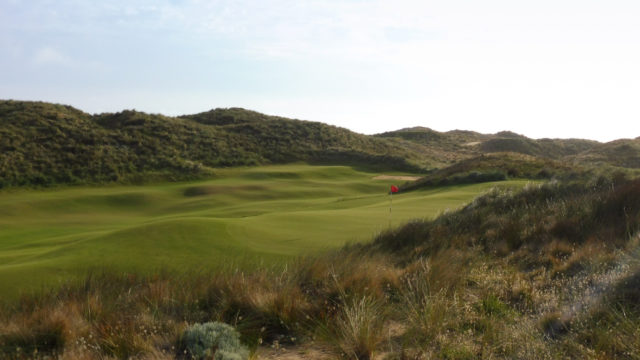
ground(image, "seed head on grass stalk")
xmin=314 ymin=269 xmax=386 ymax=360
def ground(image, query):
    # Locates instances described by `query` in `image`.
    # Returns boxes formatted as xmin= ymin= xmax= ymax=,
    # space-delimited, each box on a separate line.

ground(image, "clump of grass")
xmin=478 ymin=294 xmax=509 ymax=317
xmin=0 ymin=314 xmax=67 ymax=357
xmin=560 ymin=268 xmax=640 ymax=358
xmin=322 ymin=295 xmax=385 ymax=360
xmin=397 ymin=255 xmax=476 ymax=359
xmin=94 ymin=319 xmax=154 ymax=359
xmin=607 ymin=268 xmax=640 ymax=311
xmin=438 ymin=343 xmax=476 ymax=360
xmin=546 ymin=240 xmax=574 ymax=260
xmin=539 ymin=312 xmax=570 ymax=339
xmin=401 ymin=284 xmax=457 ymax=350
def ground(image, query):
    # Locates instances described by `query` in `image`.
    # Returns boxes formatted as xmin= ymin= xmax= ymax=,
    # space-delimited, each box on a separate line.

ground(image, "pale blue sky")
xmin=1 ymin=0 xmax=639 ymax=141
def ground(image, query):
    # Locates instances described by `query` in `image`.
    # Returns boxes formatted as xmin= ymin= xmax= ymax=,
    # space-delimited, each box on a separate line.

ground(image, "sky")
xmin=1 ymin=0 xmax=639 ymax=142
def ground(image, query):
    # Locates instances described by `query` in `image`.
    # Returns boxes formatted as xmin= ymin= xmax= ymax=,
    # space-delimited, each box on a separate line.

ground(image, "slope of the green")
xmin=0 ymin=100 xmax=426 ymax=188
xmin=0 ymin=164 xmax=529 ymax=296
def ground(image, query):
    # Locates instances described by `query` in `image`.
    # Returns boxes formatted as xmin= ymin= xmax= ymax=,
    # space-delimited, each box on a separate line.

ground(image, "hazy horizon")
xmin=2 ymin=1 xmax=640 ymax=142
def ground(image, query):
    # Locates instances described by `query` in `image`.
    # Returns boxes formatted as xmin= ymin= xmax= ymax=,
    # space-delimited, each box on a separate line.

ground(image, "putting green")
xmin=0 ymin=164 xmax=531 ymax=296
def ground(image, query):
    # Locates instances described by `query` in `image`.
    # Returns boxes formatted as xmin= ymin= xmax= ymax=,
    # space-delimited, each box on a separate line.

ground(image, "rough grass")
xmin=0 ymin=164 xmax=526 ymax=298
xmin=1 ymin=172 xmax=639 ymax=359
xmin=400 ymin=152 xmax=581 ymax=192
xmin=0 ymin=100 xmax=431 ymax=189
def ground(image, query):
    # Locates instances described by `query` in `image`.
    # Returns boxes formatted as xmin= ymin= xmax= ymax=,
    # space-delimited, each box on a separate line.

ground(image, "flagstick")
xmin=389 ymin=190 xmax=392 ymax=228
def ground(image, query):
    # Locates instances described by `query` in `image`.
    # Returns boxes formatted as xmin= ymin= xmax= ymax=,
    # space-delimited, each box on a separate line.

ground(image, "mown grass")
xmin=2 ymin=167 xmax=638 ymax=359
xmin=0 ymin=164 xmax=527 ymax=299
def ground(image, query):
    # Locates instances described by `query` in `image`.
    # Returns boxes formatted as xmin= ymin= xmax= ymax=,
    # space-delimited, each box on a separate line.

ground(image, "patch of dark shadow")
xmin=183 ymin=185 xmax=267 ymax=197
xmin=540 ymin=312 xmax=571 ymax=339
xmin=335 ymin=196 xmax=368 ymax=203
xmin=607 ymin=270 xmax=640 ymax=312
xmin=220 ymin=210 xmax=266 ymax=218
xmin=183 ymin=185 xmax=223 ymax=196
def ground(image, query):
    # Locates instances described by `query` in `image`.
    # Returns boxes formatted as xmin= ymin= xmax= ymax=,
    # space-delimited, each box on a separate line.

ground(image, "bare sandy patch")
xmin=256 ymin=343 xmax=333 ymax=359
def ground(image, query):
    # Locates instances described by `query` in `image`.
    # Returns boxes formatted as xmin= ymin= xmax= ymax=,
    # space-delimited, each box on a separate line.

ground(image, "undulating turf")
xmin=0 ymin=164 xmax=530 ymax=296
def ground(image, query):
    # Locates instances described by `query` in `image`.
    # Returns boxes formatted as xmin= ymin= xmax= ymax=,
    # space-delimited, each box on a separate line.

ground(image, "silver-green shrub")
xmin=182 ymin=322 xmax=249 ymax=360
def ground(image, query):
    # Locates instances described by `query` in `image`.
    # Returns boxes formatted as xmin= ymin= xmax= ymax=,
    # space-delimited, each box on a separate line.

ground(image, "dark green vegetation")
xmin=400 ymin=152 xmax=589 ymax=191
xmin=1 ymin=174 xmax=639 ymax=359
xmin=3 ymin=100 xmax=640 ymax=190
xmin=0 ymin=101 xmax=424 ymax=189
xmin=2 ymin=99 xmax=640 ymax=359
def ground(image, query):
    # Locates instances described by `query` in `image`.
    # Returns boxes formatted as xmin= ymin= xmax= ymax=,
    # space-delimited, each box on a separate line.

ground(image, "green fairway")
xmin=0 ymin=165 xmax=531 ymax=296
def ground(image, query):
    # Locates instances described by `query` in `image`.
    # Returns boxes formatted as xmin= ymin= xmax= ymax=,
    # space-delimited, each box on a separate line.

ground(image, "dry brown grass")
xmin=2 ymin=178 xmax=640 ymax=359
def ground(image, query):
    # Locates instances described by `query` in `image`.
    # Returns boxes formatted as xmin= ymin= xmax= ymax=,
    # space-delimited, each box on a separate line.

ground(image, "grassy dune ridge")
xmin=0 ymin=164 xmax=526 ymax=298
xmin=3 ymin=99 xmax=640 ymax=191
xmin=0 ymin=100 xmax=428 ymax=188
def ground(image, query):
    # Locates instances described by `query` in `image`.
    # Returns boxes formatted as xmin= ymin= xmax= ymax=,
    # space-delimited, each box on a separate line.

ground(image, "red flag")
xmin=390 ymin=185 xmax=399 ymax=193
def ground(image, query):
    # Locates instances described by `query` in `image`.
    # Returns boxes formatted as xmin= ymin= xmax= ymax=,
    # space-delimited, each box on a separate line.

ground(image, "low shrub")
xmin=181 ymin=322 xmax=249 ymax=360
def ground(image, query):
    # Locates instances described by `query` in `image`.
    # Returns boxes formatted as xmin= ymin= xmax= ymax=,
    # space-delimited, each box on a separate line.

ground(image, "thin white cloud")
xmin=3 ymin=0 xmax=640 ymax=141
xmin=33 ymin=46 xmax=70 ymax=66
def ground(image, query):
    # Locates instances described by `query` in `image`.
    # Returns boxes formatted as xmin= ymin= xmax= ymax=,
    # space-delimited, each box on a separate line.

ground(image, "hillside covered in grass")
xmin=4 ymin=100 xmax=640 ymax=191
xmin=399 ymin=152 xmax=593 ymax=192
xmin=377 ymin=126 xmax=640 ymax=170
xmin=0 ymin=101 xmax=427 ymax=188
xmin=2 ymin=173 xmax=639 ymax=359
xmin=3 ymin=99 xmax=640 ymax=358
